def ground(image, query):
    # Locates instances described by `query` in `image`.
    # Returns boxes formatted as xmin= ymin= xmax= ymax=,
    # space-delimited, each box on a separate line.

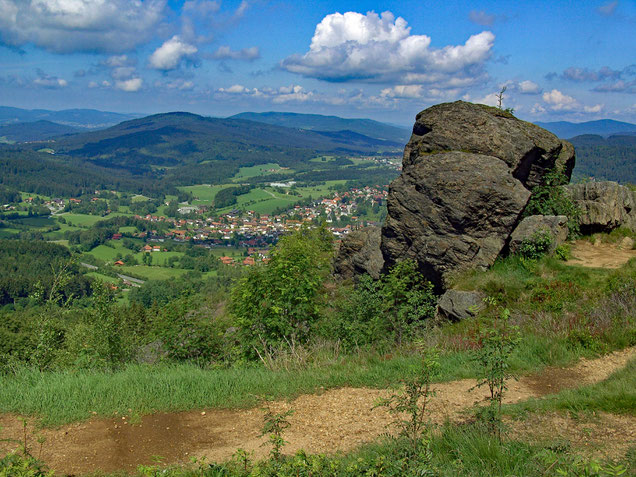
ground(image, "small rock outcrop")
xmin=565 ymin=182 xmax=636 ymax=233
xmin=381 ymin=101 xmax=575 ymax=290
xmin=334 ymin=227 xmax=383 ymax=280
xmin=437 ymin=290 xmax=485 ymax=321
xmin=508 ymin=215 xmax=569 ymax=255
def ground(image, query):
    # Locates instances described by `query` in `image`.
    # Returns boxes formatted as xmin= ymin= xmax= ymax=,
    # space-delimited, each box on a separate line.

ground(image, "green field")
xmin=132 ymin=250 xmax=184 ymax=266
xmin=231 ymin=163 xmax=291 ymax=181
xmin=179 ymin=184 xmax=233 ymax=205
xmin=0 ymin=228 xmax=20 ymax=238
xmin=117 ymin=265 xmax=190 ymax=280
xmin=119 ymin=226 xmax=137 ymax=234
xmin=61 ymin=211 xmax=132 ymax=227
xmin=88 ymin=243 xmax=126 ymax=261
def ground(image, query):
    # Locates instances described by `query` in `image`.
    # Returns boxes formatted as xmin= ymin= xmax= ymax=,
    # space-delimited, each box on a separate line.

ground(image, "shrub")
xmin=524 ymin=168 xmax=581 ymax=237
xmin=518 ymin=230 xmax=553 ymax=261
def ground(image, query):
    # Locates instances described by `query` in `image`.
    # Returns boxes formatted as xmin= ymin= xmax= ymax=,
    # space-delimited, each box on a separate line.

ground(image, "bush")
xmin=524 ymin=169 xmax=581 ymax=236
xmin=518 ymin=230 xmax=553 ymax=260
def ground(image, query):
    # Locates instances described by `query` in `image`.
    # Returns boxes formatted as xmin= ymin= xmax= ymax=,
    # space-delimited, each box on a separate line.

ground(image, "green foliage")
xmin=231 ymin=225 xmax=333 ymax=354
xmin=326 ymin=260 xmax=437 ymax=349
xmin=524 ymin=169 xmax=581 ymax=236
xmin=260 ymin=406 xmax=293 ymax=463
xmin=518 ymin=230 xmax=554 ymax=260
xmin=214 ymin=185 xmax=254 ymax=208
xmin=375 ymin=345 xmax=440 ymax=456
xmin=473 ymin=304 xmax=521 ymax=440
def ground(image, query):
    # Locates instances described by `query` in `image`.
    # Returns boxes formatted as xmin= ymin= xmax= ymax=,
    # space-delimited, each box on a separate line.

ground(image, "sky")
xmin=0 ymin=0 xmax=635 ymax=126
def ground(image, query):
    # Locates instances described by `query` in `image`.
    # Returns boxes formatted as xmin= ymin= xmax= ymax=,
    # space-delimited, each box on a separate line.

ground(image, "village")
xmin=126 ymin=185 xmax=388 ymax=266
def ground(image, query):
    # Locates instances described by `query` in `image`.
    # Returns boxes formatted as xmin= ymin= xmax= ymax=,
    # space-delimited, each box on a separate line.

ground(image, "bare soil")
xmin=1 ymin=347 xmax=634 ymax=475
xmin=566 ymin=240 xmax=636 ymax=269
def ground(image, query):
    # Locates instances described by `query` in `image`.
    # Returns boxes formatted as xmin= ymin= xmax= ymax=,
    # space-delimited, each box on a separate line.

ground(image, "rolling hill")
xmin=535 ymin=119 xmax=636 ymax=139
xmin=0 ymin=106 xmax=140 ymax=129
xmin=0 ymin=120 xmax=81 ymax=143
xmin=231 ymin=111 xmax=411 ymax=142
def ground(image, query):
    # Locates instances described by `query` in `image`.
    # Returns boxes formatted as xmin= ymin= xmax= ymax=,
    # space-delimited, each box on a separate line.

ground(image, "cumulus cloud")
xmin=0 ymin=0 xmax=166 ymax=53
xmin=33 ymin=69 xmax=67 ymax=88
xmin=115 ymin=77 xmax=143 ymax=92
xmin=517 ymin=80 xmax=541 ymax=94
xmin=280 ymin=11 xmax=495 ymax=85
xmin=211 ymin=46 xmax=260 ymax=61
xmin=149 ymin=36 xmax=198 ymax=71
xmin=380 ymin=85 xmax=423 ymax=99
xmin=215 ymin=84 xmax=316 ymax=103
xmin=542 ymin=89 xmax=603 ymax=113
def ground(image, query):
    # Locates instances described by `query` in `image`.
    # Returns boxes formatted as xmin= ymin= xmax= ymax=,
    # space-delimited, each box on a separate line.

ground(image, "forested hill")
xmin=536 ymin=119 xmax=636 ymax=139
xmin=231 ymin=111 xmax=411 ymax=143
xmin=1 ymin=111 xmax=403 ymax=198
xmin=0 ymin=106 xmax=139 ymax=129
xmin=0 ymin=120 xmax=81 ymax=142
xmin=54 ymin=112 xmax=402 ymax=164
xmin=570 ymin=134 xmax=636 ymax=183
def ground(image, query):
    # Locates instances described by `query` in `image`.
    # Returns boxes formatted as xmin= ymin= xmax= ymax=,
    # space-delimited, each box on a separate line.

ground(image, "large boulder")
xmin=381 ymin=101 xmax=575 ymax=290
xmin=402 ymin=101 xmax=575 ymax=189
xmin=437 ymin=290 xmax=485 ymax=321
xmin=334 ymin=227 xmax=384 ymax=279
xmin=565 ymin=181 xmax=636 ymax=233
xmin=508 ymin=215 xmax=569 ymax=255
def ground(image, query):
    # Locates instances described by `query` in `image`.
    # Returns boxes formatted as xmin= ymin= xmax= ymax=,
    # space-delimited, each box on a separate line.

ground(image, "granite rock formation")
xmin=508 ymin=215 xmax=569 ymax=255
xmin=565 ymin=181 xmax=636 ymax=233
xmin=333 ymin=226 xmax=384 ymax=280
xmin=381 ymin=101 xmax=576 ymax=290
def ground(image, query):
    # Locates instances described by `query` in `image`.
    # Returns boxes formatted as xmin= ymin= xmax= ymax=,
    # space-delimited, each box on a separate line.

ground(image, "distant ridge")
xmin=535 ymin=119 xmax=636 ymax=139
xmin=0 ymin=120 xmax=81 ymax=142
xmin=231 ymin=111 xmax=411 ymax=143
xmin=0 ymin=106 xmax=141 ymax=129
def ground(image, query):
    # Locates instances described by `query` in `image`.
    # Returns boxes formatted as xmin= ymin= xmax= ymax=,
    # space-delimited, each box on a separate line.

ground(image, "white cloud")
xmin=517 ymin=80 xmax=541 ymax=94
xmin=474 ymin=92 xmax=500 ymax=107
xmin=115 ymin=77 xmax=143 ymax=92
xmin=542 ymin=89 xmax=579 ymax=111
xmin=280 ymin=11 xmax=494 ymax=85
xmin=212 ymin=45 xmax=260 ymax=61
xmin=33 ymin=69 xmax=67 ymax=88
xmin=0 ymin=0 xmax=166 ymax=53
xmin=149 ymin=36 xmax=198 ymax=71
xmin=215 ymin=84 xmax=315 ymax=103
xmin=541 ymin=89 xmax=603 ymax=114
xmin=380 ymin=85 xmax=423 ymax=99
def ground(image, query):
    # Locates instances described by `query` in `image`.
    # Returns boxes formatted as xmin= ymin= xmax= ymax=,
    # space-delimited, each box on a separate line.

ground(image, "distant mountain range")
xmin=0 ymin=120 xmax=82 ymax=143
xmin=535 ymin=119 xmax=636 ymax=139
xmin=0 ymin=106 xmax=140 ymax=129
xmin=231 ymin=111 xmax=411 ymax=143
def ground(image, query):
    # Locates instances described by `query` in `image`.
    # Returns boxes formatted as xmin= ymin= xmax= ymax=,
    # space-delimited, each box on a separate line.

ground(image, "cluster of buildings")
xmin=129 ymin=186 xmax=388 ymax=260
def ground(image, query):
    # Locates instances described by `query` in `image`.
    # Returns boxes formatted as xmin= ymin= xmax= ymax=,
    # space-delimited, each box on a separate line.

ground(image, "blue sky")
xmin=0 ymin=0 xmax=635 ymax=125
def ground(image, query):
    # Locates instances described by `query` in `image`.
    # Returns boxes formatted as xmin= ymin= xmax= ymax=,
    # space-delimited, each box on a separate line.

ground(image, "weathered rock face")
xmin=437 ymin=290 xmax=485 ymax=321
xmin=508 ymin=215 xmax=569 ymax=255
xmin=403 ymin=101 xmax=575 ymax=189
xmin=381 ymin=101 xmax=576 ymax=290
xmin=565 ymin=182 xmax=636 ymax=233
xmin=334 ymin=227 xmax=384 ymax=280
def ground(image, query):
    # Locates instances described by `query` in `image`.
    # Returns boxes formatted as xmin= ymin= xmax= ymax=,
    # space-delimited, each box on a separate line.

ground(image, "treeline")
xmin=0 ymin=240 xmax=92 ymax=306
xmin=65 ymin=216 xmax=160 ymax=250
xmin=214 ymin=185 xmax=253 ymax=208
xmin=571 ymin=134 xmax=636 ymax=183
xmin=0 ymin=147 xmax=174 ymax=198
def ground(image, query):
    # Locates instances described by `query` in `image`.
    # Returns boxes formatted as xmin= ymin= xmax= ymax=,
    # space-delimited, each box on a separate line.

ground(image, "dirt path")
xmin=566 ymin=239 xmax=636 ymax=268
xmin=1 ymin=347 xmax=634 ymax=475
